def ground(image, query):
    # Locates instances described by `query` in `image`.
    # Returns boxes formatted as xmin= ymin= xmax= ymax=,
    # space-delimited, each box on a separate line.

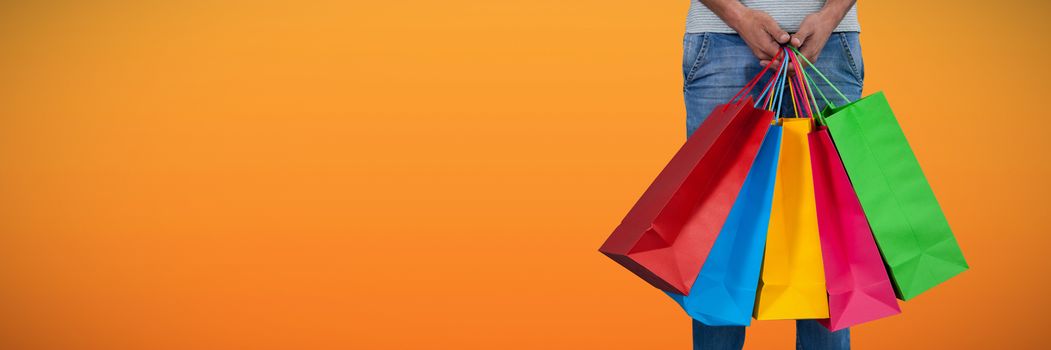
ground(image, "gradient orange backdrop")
xmin=1 ymin=1 xmax=1049 ymax=349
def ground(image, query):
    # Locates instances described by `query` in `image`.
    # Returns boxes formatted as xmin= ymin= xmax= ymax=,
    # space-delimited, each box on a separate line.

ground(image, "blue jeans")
xmin=683 ymin=32 xmax=863 ymax=350
xmin=685 ymin=32 xmax=864 ymax=137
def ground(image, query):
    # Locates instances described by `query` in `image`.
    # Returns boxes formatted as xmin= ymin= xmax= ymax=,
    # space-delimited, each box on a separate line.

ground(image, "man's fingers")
xmin=777 ymin=32 xmax=791 ymax=44
xmin=807 ymin=51 xmax=821 ymax=65
xmin=806 ymin=44 xmax=821 ymax=61
xmin=752 ymin=39 xmax=779 ymax=61
xmin=798 ymin=45 xmax=821 ymax=67
xmin=763 ymin=23 xmax=791 ymax=44
xmin=761 ymin=36 xmax=782 ymax=59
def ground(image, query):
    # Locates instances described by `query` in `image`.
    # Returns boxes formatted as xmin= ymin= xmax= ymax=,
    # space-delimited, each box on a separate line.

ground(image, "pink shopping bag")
xmin=809 ymin=126 xmax=901 ymax=331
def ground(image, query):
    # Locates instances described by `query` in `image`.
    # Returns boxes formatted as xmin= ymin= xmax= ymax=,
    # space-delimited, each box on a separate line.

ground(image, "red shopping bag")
xmin=809 ymin=127 xmax=901 ymax=330
xmin=600 ymin=94 xmax=774 ymax=294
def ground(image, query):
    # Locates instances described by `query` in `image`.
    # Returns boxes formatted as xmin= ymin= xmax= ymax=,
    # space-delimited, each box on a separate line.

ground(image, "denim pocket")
xmin=837 ymin=32 xmax=865 ymax=85
xmin=683 ymin=33 xmax=711 ymax=88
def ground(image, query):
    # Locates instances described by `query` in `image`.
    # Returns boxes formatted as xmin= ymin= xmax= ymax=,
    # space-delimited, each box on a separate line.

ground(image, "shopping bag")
xmin=754 ymin=117 xmax=829 ymax=320
xmin=809 ymin=126 xmax=901 ymax=331
xmin=599 ymin=97 xmax=773 ymax=294
xmin=824 ymin=92 xmax=968 ymax=300
xmin=667 ymin=124 xmax=781 ymax=325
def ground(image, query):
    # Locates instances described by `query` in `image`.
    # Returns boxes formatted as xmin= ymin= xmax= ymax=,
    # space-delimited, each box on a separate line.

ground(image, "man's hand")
xmin=701 ymin=1 xmax=790 ymax=61
xmin=758 ymin=10 xmax=835 ymax=70
xmin=789 ymin=10 xmax=839 ymax=64
xmin=730 ymin=8 xmax=791 ymax=61
xmin=787 ymin=1 xmax=856 ymax=66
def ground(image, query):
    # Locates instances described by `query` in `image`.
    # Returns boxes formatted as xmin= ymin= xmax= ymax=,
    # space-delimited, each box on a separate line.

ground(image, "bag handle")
xmin=788 ymin=46 xmax=851 ymax=107
xmin=724 ymin=49 xmax=787 ymax=110
xmin=764 ymin=51 xmax=792 ymax=117
xmin=756 ymin=53 xmax=790 ymax=112
xmin=797 ymin=57 xmax=833 ymax=119
xmin=787 ymin=48 xmax=843 ymax=126
xmin=781 ymin=46 xmax=811 ymax=119
xmin=746 ymin=47 xmax=828 ymax=123
xmin=789 ymin=49 xmax=813 ymax=118
xmin=800 ymin=61 xmax=825 ymax=123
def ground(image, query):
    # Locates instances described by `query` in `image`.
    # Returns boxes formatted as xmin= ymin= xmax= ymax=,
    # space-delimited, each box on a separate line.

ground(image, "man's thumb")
xmin=791 ymin=29 xmax=811 ymax=48
xmin=763 ymin=23 xmax=790 ymax=44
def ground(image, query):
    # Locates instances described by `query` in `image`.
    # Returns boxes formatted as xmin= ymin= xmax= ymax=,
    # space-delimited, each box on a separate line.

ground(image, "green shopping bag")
xmin=824 ymin=93 xmax=967 ymax=300
xmin=794 ymin=49 xmax=968 ymax=300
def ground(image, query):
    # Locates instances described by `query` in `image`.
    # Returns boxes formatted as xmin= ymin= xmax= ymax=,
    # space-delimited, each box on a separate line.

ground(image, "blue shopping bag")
xmin=667 ymin=124 xmax=782 ymax=325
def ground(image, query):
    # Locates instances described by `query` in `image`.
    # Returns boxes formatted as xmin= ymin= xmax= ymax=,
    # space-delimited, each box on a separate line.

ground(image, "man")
xmin=683 ymin=1 xmax=862 ymax=349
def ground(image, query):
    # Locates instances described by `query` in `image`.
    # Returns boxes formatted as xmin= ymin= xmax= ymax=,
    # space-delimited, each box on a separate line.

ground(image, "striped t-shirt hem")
xmin=686 ymin=1 xmax=860 ymax=33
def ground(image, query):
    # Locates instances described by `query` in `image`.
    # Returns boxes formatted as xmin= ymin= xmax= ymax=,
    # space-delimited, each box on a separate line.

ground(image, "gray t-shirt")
xmin=687 ymin=1 xmax=860 ymax=33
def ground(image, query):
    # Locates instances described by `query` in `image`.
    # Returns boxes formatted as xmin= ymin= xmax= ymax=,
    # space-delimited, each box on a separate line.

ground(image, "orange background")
xmin=1 ymin=1 xmax=1048 ymax=349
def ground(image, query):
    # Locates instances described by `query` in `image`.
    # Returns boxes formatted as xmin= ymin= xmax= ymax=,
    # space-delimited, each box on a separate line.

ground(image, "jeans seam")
xmin=838 ymin=33 xmax=864 ymax=85
xmin=685 ymin=33 xmax=711 ymax=88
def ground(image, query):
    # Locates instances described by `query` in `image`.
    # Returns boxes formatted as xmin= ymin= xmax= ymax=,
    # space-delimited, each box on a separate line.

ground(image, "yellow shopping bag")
xmin=754 ymin=118 xmax=829 ymax=320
